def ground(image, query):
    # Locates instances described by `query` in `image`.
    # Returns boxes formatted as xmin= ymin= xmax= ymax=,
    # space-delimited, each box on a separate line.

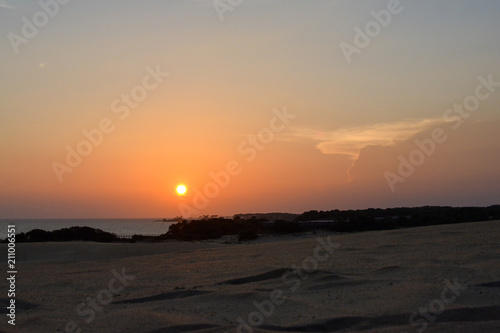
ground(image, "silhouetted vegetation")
xmin=295 ymin=205 xmax=500 ymax=233
xmin=164 ymin=217 xmax=267 ymax=241
xmin=15 ymin=227 xmax=118 ymax=243
xmin=234 ymin=213 xmax=299 ymax=222
xmin=5 ymin=205 xmax=499 ymax=243
xmin=238 ymin=229 xmax=259 ymax=241
xmin=272 ymin=220 xmax=302 ymax=234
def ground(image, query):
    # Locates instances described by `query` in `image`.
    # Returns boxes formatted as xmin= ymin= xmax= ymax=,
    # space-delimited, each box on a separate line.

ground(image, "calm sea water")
xmin=0 ymin=219 xmax=176 ymax=239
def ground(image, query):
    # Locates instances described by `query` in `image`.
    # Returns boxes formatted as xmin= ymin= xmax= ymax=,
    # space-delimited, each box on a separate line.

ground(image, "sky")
xmin=1 ymin=0 xmax=499 ymax=218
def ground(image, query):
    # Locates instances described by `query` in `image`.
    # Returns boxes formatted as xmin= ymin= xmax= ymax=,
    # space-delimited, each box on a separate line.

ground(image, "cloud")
xmin=348 ymin=120 xmax=500 ymax=194
xmin=294 ymin=117 xmax=452 ymax=160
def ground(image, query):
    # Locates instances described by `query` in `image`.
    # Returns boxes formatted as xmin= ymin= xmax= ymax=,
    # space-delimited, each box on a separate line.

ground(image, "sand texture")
xmin=1 ymin=220 xmax=500 ymax=332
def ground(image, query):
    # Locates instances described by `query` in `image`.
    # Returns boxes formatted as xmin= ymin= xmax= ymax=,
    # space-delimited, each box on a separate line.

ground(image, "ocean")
xmin=0 ymin=219 xmax=176 ymax=240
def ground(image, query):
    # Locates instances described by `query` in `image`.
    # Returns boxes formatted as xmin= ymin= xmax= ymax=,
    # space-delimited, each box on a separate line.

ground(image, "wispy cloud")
xmin=294 ymin=117 xmax=452 ymax=159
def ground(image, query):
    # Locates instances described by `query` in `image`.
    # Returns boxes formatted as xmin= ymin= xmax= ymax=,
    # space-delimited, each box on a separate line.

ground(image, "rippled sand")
xmin=2 ymin=220 xmax=500 ymax=332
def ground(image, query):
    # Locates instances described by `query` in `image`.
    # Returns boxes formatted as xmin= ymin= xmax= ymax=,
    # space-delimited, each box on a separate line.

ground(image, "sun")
xmin=176 ymin=185 xmax=187 ymax=196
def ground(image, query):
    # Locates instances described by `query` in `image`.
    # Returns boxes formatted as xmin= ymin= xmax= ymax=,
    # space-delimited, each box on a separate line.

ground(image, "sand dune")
xmin=1 ymin=220 xmax=500 ymax=332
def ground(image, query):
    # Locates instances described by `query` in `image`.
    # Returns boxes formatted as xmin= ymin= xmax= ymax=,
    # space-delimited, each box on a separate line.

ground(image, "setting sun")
xmin=176 ymin=185 xmax=187 ymax=196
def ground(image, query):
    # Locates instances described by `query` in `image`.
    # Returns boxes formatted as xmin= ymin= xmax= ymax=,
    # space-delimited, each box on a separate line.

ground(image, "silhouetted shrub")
xmin=272 ymin=220 xmax=302 ymax=234
xmin=24 ymin=229 xmax=51 ymax=242
xmin=16 ymin=227 xmax=118 ymax=243
xmin=164 ymin=217 xmax=265 ymax=241
xmin=238 ymin=229 xmax=258 ymax=241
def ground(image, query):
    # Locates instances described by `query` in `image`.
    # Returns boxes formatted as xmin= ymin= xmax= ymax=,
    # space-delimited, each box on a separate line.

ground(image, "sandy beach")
xmin=2 ymin=220 xmax=500 ymax=333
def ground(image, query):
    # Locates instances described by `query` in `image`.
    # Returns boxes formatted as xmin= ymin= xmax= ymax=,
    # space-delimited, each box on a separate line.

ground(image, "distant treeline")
xmin=166 ymin=205 xmax=500 ymax=239
xmin=295 ymin=205 xmax=500 ymax=226
xmin=233 ymin=212 xmax=299 ymax=222
xmin=5 ymin=205 xmax=500 ymax=243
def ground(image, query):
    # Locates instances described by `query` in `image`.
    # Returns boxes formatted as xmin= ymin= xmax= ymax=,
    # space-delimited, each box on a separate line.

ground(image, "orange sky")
xmin=1 ymin=1 xmax=499 ymax=218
